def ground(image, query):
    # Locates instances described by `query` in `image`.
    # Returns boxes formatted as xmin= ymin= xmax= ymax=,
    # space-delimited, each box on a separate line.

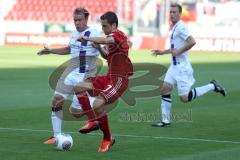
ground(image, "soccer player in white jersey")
xmin=151 ymin=3 xmax=226 ymax=127
xmin=37 ymin=8 xmax=100 ymax=143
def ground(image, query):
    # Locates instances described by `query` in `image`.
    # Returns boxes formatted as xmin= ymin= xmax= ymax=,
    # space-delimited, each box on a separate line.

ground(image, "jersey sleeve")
xmin=179 ymin=25 xmax=190 ymax=41
xmin=111 ymin=31 xmax=126 ymax=44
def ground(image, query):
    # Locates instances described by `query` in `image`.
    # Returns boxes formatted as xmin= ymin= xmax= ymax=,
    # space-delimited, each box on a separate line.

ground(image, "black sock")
xmin=188 ymin=88 xmax=197 ymax=102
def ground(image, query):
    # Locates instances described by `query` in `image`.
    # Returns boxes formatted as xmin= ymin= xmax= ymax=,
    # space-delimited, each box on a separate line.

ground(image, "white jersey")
xmin=69 ymin=27 xmax=100 ymax=58
xmin=68 ymin=27 xmax=100 ymax=74
xmin=170 ymin=20 xmax=190 ymax=66
xmin=164 ymin=20 xmax=195 ymax=96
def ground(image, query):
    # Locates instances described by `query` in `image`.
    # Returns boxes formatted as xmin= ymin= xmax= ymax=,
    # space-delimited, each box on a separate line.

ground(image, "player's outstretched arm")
xmin=77 ymin=36 xmax=115 ymax=44
xmin=151 ymin=49 xmax=171 ymax=56
xmin=37 ymin=46 xmax=51 ymax=55
xmin=37 ymin=46 xmax=70 ymax=56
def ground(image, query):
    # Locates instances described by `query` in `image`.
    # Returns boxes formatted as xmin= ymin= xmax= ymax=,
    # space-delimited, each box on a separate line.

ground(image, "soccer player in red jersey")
xmin=75 ymin=11 xmax=133 ymax=152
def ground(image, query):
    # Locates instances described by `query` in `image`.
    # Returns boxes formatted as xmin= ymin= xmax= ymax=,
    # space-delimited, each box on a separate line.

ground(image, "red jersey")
xmin=106 ymin=30 xmax=133 ymax=77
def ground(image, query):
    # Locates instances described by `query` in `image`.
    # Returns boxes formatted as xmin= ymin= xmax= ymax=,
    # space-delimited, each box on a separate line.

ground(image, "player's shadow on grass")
xmin=62 ymin=99 xmax=119 ymax=121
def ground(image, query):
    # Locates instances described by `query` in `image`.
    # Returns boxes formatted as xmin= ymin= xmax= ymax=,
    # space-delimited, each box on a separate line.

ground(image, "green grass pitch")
xmin=0 ymin=46 xmax=240 ymax=160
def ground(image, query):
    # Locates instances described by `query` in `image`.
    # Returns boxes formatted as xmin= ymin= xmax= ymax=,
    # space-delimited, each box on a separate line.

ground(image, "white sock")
xmin=188 ymin=84 xmax=214 ymax=101
xmin=196 ymin=84 xmax=215 ymax=96
xmin=51 ymin=111 xmax=63 ymax=137
xmin=161 ymin=96 xmax=172 ymax=123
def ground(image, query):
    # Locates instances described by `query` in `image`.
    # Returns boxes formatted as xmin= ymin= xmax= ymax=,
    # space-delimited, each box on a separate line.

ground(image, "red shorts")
xmin=88 ymin=75 xmax=129 ymax=103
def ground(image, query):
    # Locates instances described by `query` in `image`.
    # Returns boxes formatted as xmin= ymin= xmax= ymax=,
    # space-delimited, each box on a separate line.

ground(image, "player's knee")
xmin=73 ymin=85 xmax=82 ymax=94
xmin=180 ymin=95 xmax=189 ymax=103
xmin=92 ymin=96 xmax=106 ymax=114
xmin=52 ymin=94 xmax=65 ymax=108
xmin=160 ymin=89 xmax=168 ymax=95
xmin=69 ymin=107 xmax=84 ymax=118
xmin=74 ymin=83 xmax=86 ymax=94
xmin=160 ymin=84 xmax=173 ymax=95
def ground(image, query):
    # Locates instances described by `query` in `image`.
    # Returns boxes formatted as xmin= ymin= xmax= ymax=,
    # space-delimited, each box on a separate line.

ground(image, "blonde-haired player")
xmin=152 ymin=3 xmax=226 ymax=127
xmin=37 ymin=7 xmax=100 ymax=143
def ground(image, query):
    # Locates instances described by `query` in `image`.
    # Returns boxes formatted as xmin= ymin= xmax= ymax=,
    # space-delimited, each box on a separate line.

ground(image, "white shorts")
xmin=54 ymin=70 xmax=95 ymax=110
xmin=164 ymin=64 xmax=195 ymax=96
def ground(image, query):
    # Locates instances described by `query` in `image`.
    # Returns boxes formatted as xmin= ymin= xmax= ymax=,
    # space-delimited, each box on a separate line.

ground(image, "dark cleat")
xmin=151 ymin=121 xmax=171 ymax=127
xmin=210 ymin=80 xmax=226 ymax=96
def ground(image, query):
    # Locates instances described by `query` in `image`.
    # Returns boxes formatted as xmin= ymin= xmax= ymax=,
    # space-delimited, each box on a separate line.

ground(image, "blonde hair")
xmin=73 ymin=7 xmax=89 ymax=18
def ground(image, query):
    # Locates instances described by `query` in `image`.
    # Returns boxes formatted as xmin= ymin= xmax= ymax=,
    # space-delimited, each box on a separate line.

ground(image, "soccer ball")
xmin=55 ymin=133 xmax=73 ymax=151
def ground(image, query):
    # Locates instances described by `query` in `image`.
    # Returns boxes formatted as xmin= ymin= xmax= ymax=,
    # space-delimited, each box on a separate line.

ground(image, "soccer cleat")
xmin=98 ymin=138 xmax=115 ymax=153
xmin=210 ymin=80 xmax=226 ymax=96
xmin=79 ymin=121 xmax=100 ymax=134
xmin=43 ymin=136 xmax=56 ymax=144
xmin=151 ymin=121 xmax=171 ymax=127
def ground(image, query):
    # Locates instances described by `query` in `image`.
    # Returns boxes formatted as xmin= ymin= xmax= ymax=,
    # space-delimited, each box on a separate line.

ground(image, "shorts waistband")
xmin=172 ymin=57 xmax=185 ymax=65
xmin=173 ymin=62 xmax=181 ymax=65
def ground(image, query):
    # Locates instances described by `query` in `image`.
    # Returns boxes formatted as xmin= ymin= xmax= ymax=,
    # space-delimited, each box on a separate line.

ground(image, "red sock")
xmin=97 ymin=112 xmax=111 ymax=141
xmin=77 ymin=93 xmax=95 ymax=121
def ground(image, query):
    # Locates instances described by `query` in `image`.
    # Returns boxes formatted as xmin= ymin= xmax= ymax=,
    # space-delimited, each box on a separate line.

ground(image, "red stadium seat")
xmin=4 ymin=0 xmax=132 ymax=23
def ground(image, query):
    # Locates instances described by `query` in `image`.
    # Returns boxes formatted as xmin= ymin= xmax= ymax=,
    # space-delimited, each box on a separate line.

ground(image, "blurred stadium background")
xmin=1 ymin=0 xmax=240 ymax=51
xmin=1 ymin=0 xmax=240 ymax=160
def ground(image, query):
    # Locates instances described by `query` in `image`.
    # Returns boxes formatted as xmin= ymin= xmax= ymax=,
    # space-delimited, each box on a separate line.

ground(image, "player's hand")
xmin=151 ymin=50 xmax=164 ymax=56
xmin=92 ymin=42 xmax=100 ymax=49
xmin=170 ymin=49 xmax=179 ymax=56
xmin=77 ymin=36 xmax=88 ymax=42
xmin=37 ymin=46 xmax=51 ymax=55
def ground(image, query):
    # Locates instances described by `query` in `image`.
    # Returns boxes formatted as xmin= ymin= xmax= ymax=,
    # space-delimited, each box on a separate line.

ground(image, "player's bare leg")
xmin=69 ymin=107 xmax=85 ymax=118
xmin=44 ymin=94 xmax=64 ymax=144
xmin=152 ymin=82 xmax=173 ymax=127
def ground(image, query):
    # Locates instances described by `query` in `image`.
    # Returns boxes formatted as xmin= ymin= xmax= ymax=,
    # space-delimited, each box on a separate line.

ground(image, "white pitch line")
xmin=0 ymin=127 xmax=240 ymax=144
xmin=113 ymin=134 xmax=240 ymax=144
